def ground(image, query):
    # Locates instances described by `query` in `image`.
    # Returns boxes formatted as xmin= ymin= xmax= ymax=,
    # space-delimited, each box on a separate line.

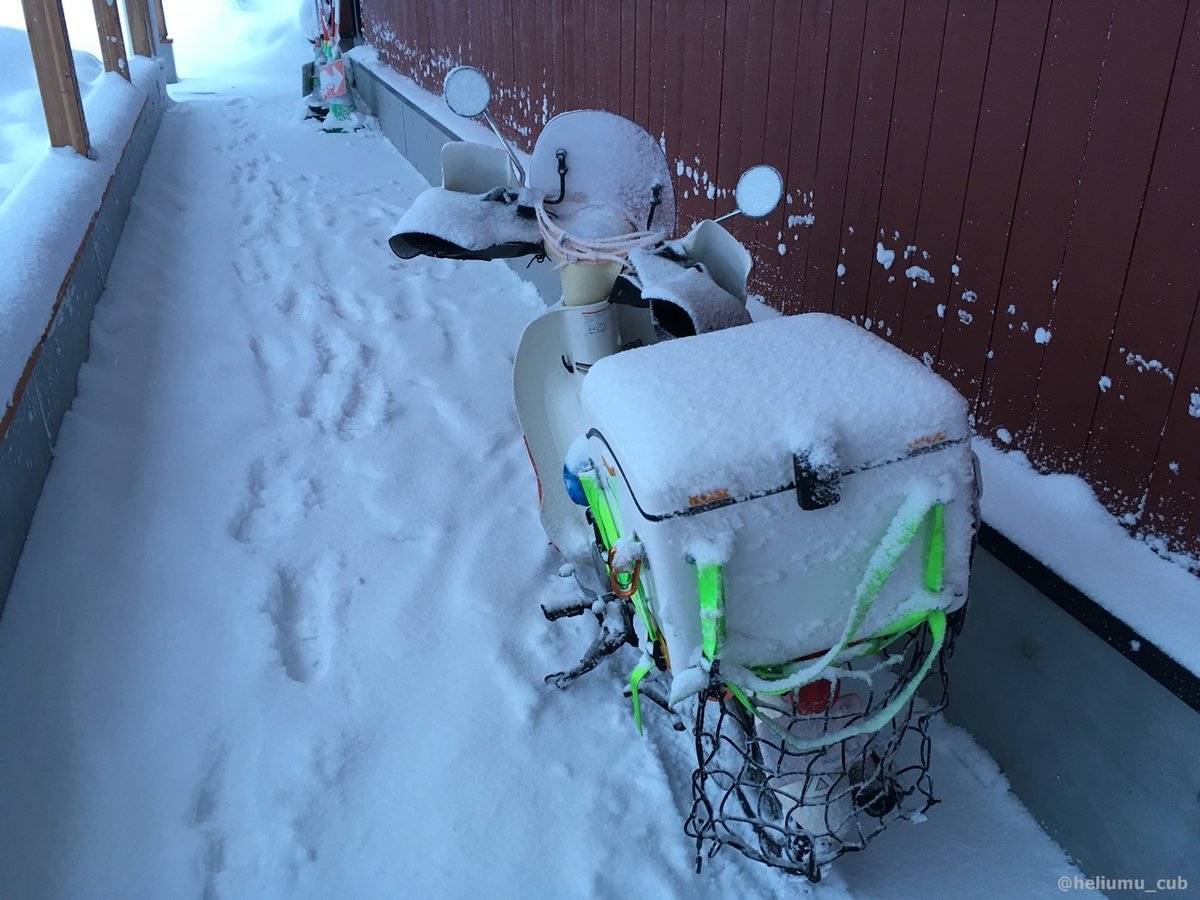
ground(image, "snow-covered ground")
xmin=0 ymin=32 xmax=1103 ymax=900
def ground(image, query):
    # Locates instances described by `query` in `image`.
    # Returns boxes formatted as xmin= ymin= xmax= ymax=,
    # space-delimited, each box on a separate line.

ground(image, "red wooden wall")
xmin=360 ymin=0 xmax=1200 ymax=565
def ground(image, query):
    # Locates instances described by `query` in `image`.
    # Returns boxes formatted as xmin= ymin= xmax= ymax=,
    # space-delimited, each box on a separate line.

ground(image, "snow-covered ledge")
xmin=349 ymin=46 xmax=1200 ymax=888
xmin=0 ymin=59 xmax=167 ymax=608
xmin=974 ymin=441 xmax=1200 ymax=692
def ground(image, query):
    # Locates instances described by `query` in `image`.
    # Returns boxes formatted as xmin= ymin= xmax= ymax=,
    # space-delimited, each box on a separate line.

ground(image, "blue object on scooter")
xmin=563 ymin=464 xmax=588 ymax=506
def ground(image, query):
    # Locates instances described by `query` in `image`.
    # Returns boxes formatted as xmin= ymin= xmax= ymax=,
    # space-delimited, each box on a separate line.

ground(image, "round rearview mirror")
xmin=734 ymin=165 xmax=784 ymax=218
xmin=444 ymin=66 xmax=491 ymax=118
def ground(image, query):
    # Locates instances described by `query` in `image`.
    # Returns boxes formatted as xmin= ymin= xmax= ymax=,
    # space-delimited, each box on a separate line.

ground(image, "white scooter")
xmin=390 ymin=66 xmax=979 ymax=881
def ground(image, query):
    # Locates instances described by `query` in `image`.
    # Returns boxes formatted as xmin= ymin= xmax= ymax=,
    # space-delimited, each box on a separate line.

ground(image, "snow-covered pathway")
xmin=0 ymin=73 xmax=1095 ymax=899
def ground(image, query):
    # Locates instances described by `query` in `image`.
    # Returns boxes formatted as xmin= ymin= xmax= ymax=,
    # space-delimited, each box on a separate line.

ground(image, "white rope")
xmin=534 ymin=200 xmax=665 ymax=267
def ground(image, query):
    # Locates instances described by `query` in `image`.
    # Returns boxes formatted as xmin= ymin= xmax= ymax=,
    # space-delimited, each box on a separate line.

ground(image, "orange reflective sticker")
xmin=689 ymin=488 xmax=730 ymax=507
xmin=907 ymin=431 xmax=947 ymax=450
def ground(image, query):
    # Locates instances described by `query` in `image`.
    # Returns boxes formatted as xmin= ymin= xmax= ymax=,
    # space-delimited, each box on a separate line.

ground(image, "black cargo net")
xmin=681 ymin=620 xmax=953 ymax=883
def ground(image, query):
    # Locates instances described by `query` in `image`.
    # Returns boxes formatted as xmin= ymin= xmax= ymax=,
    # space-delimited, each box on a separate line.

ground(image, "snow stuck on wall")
xmin=875 ymin=241 xmax=896 ymax=271
xmin=905 ymin=265 xmax=934 ymax=285
xmin=1123 ymin=350 xmax=1175 ymax=382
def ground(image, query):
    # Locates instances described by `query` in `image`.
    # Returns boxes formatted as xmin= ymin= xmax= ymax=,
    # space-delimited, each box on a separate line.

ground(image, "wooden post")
xmin=91 ymin=0 xmax=130 ymax=80
xmin=152 ymin=0 xmax=169 ymax=41
xmin=20 ymin=0 xmax=90 ymax=156
xmin=123 ymin=0 xmax=154 ymax=58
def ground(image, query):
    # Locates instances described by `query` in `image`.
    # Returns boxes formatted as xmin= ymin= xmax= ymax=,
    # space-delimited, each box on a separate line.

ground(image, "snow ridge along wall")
xmin=0 ymin=60 xmax=167 ymax=611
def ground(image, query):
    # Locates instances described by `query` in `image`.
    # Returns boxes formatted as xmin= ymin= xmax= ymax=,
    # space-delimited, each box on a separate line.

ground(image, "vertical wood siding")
xmin=360 ymin=0 xmax=1200 ymax=563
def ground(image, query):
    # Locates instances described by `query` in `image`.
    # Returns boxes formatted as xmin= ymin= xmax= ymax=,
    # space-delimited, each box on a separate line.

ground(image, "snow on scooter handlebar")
xmin=387 ymin=66 xmax=979 ymax=883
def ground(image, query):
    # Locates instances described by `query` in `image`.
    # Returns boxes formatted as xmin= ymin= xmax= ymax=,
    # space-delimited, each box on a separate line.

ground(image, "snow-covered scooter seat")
xmin=576 ymin=313 xmax=976 ymax=701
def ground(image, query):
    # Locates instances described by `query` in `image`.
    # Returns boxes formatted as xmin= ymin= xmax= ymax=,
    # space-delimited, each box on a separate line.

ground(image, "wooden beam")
xmin=124 ymin=0 xmax=154 ymax=58
xmin=20 ymin=0 xmax=90 ymax=156
xmin=91 ymin=0 xmax=130 ymax=80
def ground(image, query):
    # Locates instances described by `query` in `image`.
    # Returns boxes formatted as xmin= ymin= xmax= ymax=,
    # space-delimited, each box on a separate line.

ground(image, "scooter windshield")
xmin=529 ymin=110 xmax=677 ymax=239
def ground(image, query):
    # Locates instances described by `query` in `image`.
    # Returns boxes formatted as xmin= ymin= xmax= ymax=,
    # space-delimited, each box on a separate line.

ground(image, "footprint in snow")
xmin=231 ymin=256 xmax=267 ymax=286
xmin=190 ymin=739 xmax=230 ymax=900
xmin=285 ymin=734 xmax=360 ymax=875
xmin=266 ymin=556 xmax=349 ymax=684
xmin=228 ymin=455 xmax=323 ymax=544
xmin=249 ymin=334 xmax=288 ymax=373
xmin=295 ymin=331 xmax=392 ymax=439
